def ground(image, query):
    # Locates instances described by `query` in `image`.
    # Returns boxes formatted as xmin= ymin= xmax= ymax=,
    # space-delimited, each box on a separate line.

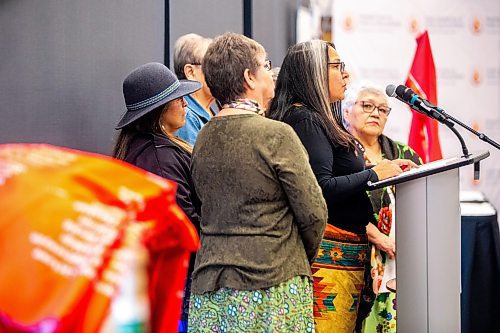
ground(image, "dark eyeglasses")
xmin=327 ymin=61 xmax=346 ymax=73
xmin=263 ymin=59 xmax=272 ymax=71
xmin=356 ymin=101 xmax=392 ymax=116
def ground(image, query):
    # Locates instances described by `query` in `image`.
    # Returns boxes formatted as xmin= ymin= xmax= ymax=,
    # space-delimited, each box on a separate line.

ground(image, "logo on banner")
xmin=409 ymin=18 xmax=420 ymax=34
xmin=471 ymin=68 xmax=482 ymax=86
xmin=472 ymin=120 xmax=481 ymax=133
xmin=471 ymin=17 xmax=482 ymax=34
xmin=343 ymin=15 xmax=354 ymax=31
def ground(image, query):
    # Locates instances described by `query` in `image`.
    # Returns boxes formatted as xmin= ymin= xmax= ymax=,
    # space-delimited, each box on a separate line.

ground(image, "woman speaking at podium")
xmin=267 ymin=41 xmax=416 ymax=333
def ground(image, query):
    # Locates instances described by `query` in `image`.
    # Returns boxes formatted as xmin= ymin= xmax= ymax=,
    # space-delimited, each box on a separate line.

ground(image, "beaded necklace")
xmin=222 ymin=98 xmax=264 ymax=115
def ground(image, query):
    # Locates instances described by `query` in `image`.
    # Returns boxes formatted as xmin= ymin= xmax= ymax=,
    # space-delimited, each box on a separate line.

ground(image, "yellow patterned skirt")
xmin=312 ymin=224 xmax=369 ymax=333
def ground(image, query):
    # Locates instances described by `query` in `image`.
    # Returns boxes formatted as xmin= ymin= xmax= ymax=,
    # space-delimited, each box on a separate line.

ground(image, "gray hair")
xmin=173 ymin=33 xmax=212 ymax=79
xmin=342 ymin=82 xmax=388 ymax=112
xmin=341 ymin=82 xmax=388 ymax=129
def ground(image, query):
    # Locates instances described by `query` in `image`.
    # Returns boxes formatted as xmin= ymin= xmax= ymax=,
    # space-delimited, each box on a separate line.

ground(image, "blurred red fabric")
xmin=0 ymin=144 xmax=199 ymax=333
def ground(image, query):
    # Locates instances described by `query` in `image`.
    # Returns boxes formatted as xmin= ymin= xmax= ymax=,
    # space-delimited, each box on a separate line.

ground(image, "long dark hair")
xmin=267 ymin=40 xmax=356 ymax=151
xmin=112 ymin=105 xmax=165 ymax=160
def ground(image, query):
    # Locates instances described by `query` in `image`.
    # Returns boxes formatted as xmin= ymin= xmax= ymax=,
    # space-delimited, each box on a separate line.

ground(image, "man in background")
xmin=174 ymin=33 xmax=216 ymax=145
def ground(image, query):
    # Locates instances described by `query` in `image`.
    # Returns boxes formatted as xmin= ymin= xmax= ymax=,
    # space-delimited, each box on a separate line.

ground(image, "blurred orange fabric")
xmin=0 ymin=144 xmax=199 ymax=333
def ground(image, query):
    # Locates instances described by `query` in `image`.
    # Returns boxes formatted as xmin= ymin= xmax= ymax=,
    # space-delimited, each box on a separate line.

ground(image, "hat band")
xmin=126 ymin=80 xmax=181 ymax=111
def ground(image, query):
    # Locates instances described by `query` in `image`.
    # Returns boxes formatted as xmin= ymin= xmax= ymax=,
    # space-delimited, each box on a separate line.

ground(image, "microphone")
xmin=385 ymin=84 xmax=406 ymax=103
xmin=387 ymin=84 xmax=500 ymax=156
xmin=386 ymin=84 xmax=447 ymax=122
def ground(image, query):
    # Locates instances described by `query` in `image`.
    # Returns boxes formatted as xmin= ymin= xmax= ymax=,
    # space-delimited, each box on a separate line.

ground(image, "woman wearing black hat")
xmin=113 ymin=62 xmax=202 ymax=332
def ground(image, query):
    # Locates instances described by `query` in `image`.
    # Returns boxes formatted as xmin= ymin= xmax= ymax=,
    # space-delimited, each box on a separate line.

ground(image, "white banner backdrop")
xmin=333 ymin=0 xmax=500 ymax=209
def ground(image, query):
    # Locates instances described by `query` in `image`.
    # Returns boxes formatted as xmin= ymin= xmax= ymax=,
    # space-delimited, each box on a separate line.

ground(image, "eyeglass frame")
xmin=327 ymin=61 xmax=346 ymax=73
xmin=263 ymin=59 xmax=272 ymax=71
xmin=355 ymin=100 xmax=392 ymax=116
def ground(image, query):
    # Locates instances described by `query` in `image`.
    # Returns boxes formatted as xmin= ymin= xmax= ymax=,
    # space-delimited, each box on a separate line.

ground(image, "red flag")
xmin=406 ymin=31 xmax=443 ymax=162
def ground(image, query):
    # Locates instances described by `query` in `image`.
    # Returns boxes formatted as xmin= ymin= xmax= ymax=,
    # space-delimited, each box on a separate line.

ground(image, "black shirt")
xmin=281 ymin=105 xmax=378 ymax=234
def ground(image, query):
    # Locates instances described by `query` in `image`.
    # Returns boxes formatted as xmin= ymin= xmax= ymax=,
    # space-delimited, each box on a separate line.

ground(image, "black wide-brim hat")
xmin=116 ymin=62 xmax=202 ymax=129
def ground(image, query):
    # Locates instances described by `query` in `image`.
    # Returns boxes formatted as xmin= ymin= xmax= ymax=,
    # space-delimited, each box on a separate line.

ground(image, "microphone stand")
xmin=442 ymin=119 xmax=470 ymax=157
xmin=388 ymin=84 xmax=497 ymax=179
xmin=436 ymin=108 xmax=500 ymax=151
xmin=418 ymin=105 xmax=500 ymax=180
xmin=422 ymin=107 xmax=470 ymax=158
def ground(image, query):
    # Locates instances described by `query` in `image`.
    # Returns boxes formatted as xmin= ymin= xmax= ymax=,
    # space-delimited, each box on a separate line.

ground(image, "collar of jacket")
xmin=378 ymin=134 xmax=398 ymax=160
xmin=150 ymin=132 xmax=179 ymax=149
xmin=185 ymin=94 xmax=212 ymax=122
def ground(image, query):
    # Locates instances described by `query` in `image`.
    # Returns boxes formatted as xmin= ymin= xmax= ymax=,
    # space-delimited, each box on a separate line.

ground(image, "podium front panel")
xmin=396 ymin=168 xmax=460 ymax=332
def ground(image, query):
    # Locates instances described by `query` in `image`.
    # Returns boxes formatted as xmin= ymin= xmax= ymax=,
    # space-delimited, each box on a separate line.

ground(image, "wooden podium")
xmin=367 ymin=151 xmax=489 ymax=333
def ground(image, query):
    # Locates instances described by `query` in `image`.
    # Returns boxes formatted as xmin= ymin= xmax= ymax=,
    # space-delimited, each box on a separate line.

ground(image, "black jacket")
xmin=123 ymin=131 xmax=200 ymax=230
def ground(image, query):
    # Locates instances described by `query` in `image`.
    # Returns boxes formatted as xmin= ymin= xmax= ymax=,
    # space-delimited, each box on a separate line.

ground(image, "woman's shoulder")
xmin=124 ymin=132 xmax=154 ymax=159
xmin=391 ymin=138 xmax=418 ymax=155
xmin=231 ymin=115 xmax=298 ymax=144
xmin=278 ymin=106 xmax=328 ymax=136
xmin=275 ymin=106 xmax=326 ymax=138
xmin=380 ymin=134 xmax=422 ymax=164
xmin=152 ymin=134 xmax=189 ymax=160
xmin=280 ymin=105 xmax=318 ymax=124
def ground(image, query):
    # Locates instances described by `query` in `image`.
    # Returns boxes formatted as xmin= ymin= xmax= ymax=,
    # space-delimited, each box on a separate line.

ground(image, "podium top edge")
xmin=367 ymin=150 xmax=490 ymax=190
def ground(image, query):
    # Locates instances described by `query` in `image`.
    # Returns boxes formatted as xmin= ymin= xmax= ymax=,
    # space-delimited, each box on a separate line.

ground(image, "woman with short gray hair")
xmin=343 ymin=83 xmax=421 ymax=333
xmin=188 ymin=32 xmax=327 ymax=332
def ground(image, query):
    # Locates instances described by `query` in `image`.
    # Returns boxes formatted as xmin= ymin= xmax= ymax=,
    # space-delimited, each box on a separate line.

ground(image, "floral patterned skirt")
xmin=187 ymin=275 xmax=314 ymax=332
xmin=312 ymin=224 xmax=369 ymax=333
xmin=362 ymin=292 xmax=397 ymax=333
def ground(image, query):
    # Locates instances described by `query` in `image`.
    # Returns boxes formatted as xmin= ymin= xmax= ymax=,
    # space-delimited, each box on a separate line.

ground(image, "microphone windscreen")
xmin=395 ymin=85 xmax=408 ymax=99
xmin=386 ymin=84 xmax=396 ymax=97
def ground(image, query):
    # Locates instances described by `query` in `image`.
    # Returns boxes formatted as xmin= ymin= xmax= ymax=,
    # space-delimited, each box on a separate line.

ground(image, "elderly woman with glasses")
xmin=187 ymin=33 xmax=328 ymax=332
xmin=267 ymin=41 xmax=417 ymax=333
xmin=342 ymin=83 xmax=422 ymax=333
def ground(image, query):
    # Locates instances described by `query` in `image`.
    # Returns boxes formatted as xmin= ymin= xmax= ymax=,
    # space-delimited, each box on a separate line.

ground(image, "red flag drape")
xmin=406 ymin=31 xmax=443 ymax=162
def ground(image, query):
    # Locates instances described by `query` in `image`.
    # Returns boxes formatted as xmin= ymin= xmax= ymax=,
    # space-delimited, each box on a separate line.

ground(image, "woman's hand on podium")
xmin=393 ymin=158 xmax=419 ymax=172
xmin=372 ymin=159 xmax=419 ymax=180
xmin=372 ymin=159 xmax=403 ymax=180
